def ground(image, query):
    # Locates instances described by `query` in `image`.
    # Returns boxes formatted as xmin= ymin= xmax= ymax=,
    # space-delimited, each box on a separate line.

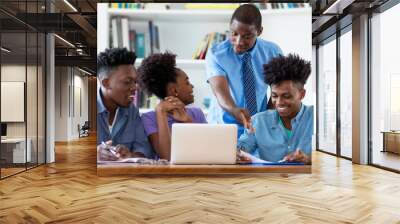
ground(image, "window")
xmin=339 ymin=29 xmax=352 ymax=158
xmin=370 ymin=3 xmax=400 ymax=171
xmin=317 ymin=37 xmax=337 ymax=154
xmin=0 ymin=0 xmax=47 ymax=179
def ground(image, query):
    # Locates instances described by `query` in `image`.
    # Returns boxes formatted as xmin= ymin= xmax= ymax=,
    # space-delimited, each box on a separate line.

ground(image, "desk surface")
xmin=1 ymin=138 xmax=26 ymax=143
xmin=381 ymin=131 xmax=400 ymax=134
xmin=97 ymin=163 xmax=311 ymax=176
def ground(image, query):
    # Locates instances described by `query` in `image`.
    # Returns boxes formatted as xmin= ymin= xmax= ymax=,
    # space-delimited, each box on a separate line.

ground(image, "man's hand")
xmin=282 ymin=149 xmax=311 ymax=164
xmin=230 ymin=107 xmax=255 ymax=133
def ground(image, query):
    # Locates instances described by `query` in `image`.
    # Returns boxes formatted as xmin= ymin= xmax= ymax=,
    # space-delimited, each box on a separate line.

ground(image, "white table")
xmin=1 ymin=138 xmax=31 ymax=163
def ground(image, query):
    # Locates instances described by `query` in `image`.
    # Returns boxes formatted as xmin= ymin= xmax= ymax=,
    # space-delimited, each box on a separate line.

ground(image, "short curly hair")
xmin=97 ymin=48 xmax=136 ymax=81
xmin=137 ymin=52 xmax=178 ymax=99
xmin=264 ymin=54 xmax=311 ymax=88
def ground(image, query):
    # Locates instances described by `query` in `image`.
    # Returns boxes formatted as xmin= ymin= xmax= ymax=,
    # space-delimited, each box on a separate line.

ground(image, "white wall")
xmin=1 ymin=65 xmax=39 ymax=136
xmin=54 ymin=67 xmax=89 ymax=141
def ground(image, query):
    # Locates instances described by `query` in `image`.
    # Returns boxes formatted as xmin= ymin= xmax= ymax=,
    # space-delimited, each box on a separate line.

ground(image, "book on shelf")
xmin=109 ymin=3 xmax=143 ymax=9
xmin=135 ymin=33 xmax=146 ymax=58
xmin=182 ymin=3 xmax=306 ymax=10
xmin=134 ymin=89 xmax=159 ymax=109
xmin=121 ymin=18 xmax=130 ymax=49
xmin=109 ymin=3 xmax=170 ymax=10
xmin=263 ymin=3 xmax=307 ymax=10
xmin=110 ymin=18 xmax=118 ymax=48
xmin=109 ymin=17 xmax=160 ymax=59
xmin=183 ymin=3 xmax=240 ymax=10
xmin=148 ymin=21 xmax=160 ymax=55
xmin=110 ymin=17 xmax=130 ymax=49
xmin=109 ymin=2 xmax=307 ymax=11
xmin=193 ymin=32 xmax=228 ymax=60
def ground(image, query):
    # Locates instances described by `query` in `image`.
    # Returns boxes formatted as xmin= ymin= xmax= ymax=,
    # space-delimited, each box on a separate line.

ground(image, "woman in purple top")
xmin=138 ymin=52 xmax=207 ymax=160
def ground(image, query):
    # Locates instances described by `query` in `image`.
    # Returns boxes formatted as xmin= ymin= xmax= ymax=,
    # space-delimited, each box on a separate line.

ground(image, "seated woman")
xmin=138 ymin=52 xmax=207 ymax=160
xmin=237 ymin=54 xmax=313 ymax=164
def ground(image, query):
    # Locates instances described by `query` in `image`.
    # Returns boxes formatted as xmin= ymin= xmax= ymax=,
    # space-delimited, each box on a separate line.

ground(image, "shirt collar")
xmin=235 ymin=38 xmax=259 ymax=59
xmin=97 ymin=89 xmax=107 ymax=114
xmin=293 ymin=103 xmax=305 ymax=123
xmin=272 ymin=103 xmax=305 ymax=128
xmin=97 ymin=88 xmax=129 ymax=117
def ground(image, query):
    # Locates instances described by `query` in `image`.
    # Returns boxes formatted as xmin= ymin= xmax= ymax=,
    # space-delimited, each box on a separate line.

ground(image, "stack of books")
xmin=109 ymin=3 xmax=143 ymax=9
xmin=193 ymin=32 xmax=228 ymax=60
xmin=110 ymin=17 xmax=160 ymax=58
xmin=109 ymin=3 xmax=170 ymax=10
xmin=258 ymin=3 xmax=308 ymax=9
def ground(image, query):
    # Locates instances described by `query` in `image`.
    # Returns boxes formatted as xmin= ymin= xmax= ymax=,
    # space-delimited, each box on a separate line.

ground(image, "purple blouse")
xmin=141 ymin=107 xmax=207 ymax=136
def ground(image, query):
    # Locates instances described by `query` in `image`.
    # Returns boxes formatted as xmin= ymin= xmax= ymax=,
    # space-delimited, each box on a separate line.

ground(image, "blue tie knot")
xmin=243 ymin=52 xmax=251 ymax=61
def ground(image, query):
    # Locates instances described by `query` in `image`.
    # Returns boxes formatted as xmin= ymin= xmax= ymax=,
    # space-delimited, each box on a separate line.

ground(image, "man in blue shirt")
xmin=237 ymin=54 xmax=313 ymax=164
xmin=206 ymin=4 xmax=282 ymax=137
xmin=97 ymin=48 xmax=154 ymax=161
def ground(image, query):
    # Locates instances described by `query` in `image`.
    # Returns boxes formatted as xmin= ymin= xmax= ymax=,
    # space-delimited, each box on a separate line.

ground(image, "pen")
xmin=101 ymin=141 xmax=117 ymax=155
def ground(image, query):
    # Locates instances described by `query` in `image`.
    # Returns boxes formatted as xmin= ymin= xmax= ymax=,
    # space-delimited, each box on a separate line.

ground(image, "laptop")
xmin=170 ymin=124 xmax=237 ymax=165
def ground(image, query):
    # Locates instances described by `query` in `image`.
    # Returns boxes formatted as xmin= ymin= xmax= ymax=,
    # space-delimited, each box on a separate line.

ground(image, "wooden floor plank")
xmin=0 ymin=134 xmax=399 ymax=223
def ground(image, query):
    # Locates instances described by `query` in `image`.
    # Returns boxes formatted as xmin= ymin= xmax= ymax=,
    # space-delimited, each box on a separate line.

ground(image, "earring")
xmin=175 ymin=93 xmax=178 ymax=97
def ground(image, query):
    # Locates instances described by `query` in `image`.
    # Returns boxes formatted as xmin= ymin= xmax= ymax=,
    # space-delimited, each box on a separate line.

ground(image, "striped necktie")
xmin=242 ymin=52 xmax=257 ymax=116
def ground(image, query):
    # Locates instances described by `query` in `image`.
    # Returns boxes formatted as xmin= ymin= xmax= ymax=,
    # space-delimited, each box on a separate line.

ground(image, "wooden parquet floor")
xmin=1 ymin=134 xmax=400 ymax=223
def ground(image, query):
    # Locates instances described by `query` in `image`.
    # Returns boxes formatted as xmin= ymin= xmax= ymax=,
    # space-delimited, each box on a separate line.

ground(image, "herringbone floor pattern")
xmin=1 ymin=134 xmax=400 ymax=223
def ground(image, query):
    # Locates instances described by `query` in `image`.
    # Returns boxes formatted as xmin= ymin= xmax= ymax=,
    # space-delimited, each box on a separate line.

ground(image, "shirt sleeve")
xmin=133 ymin=112 xmax=155 ymax=159
xmin=269 ymin=41 xmax=283 ymax=56
xmin=205 ymin=46 xmax=227 ymax=80
xmin=237 ymin=128 xmax=258 ymax=155
xmin=275 ymin=44 xmax=283 ymax=56
xmin=192 ymin=107 xmax=208 ymax=124
xmin=141 ymin=112 xmax=158 ymax=136
xmin=296 ymin=106 xmax=313 ymax=156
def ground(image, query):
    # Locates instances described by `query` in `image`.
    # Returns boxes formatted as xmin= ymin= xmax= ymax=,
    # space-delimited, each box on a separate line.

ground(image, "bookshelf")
xmin=107 ymin=8 xmax=311 ymax=22
xmin=97 ymin=3 xmax=312 ymax=111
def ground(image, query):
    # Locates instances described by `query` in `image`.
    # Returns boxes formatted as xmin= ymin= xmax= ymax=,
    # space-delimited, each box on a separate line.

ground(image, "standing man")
xmin=97 ymin=48 xmax=154 ymax=161
xmin=206 ymin=4 xmax=282 ymax=136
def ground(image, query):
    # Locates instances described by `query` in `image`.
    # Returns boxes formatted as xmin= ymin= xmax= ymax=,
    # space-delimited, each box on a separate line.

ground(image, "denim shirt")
xmin=97 ymin=90 xmax=155 ymax=158
xmin=237 ymin=104 xmax=313 ymax=162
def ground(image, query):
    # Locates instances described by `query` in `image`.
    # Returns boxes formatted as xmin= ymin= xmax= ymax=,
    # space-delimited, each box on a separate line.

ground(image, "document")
xmin=238 ymin=151 xmax=272 ymax=164
xmin=237 ymin=151 xmax=305 ymax=165
xmin=98 ymin=157 xmax=169 ymax=165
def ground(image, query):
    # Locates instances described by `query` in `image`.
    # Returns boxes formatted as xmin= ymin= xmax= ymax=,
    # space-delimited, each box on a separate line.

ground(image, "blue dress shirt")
xmin=237 ymin=104 xmax=314 ymax=162
xmin=97 ymin=90 xmax=155 ymax=158
xmin=205 ymin=38 xmax=283 ymax=137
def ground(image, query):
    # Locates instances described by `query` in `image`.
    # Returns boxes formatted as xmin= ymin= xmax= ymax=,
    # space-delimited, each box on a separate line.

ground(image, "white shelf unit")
xmin=106 ymin=8 xmax=311 ymax=22
xmin=98 ymin=6 xmax=312 ymax=56
xmin=97 ymin=4 xmax=313 ymax=110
